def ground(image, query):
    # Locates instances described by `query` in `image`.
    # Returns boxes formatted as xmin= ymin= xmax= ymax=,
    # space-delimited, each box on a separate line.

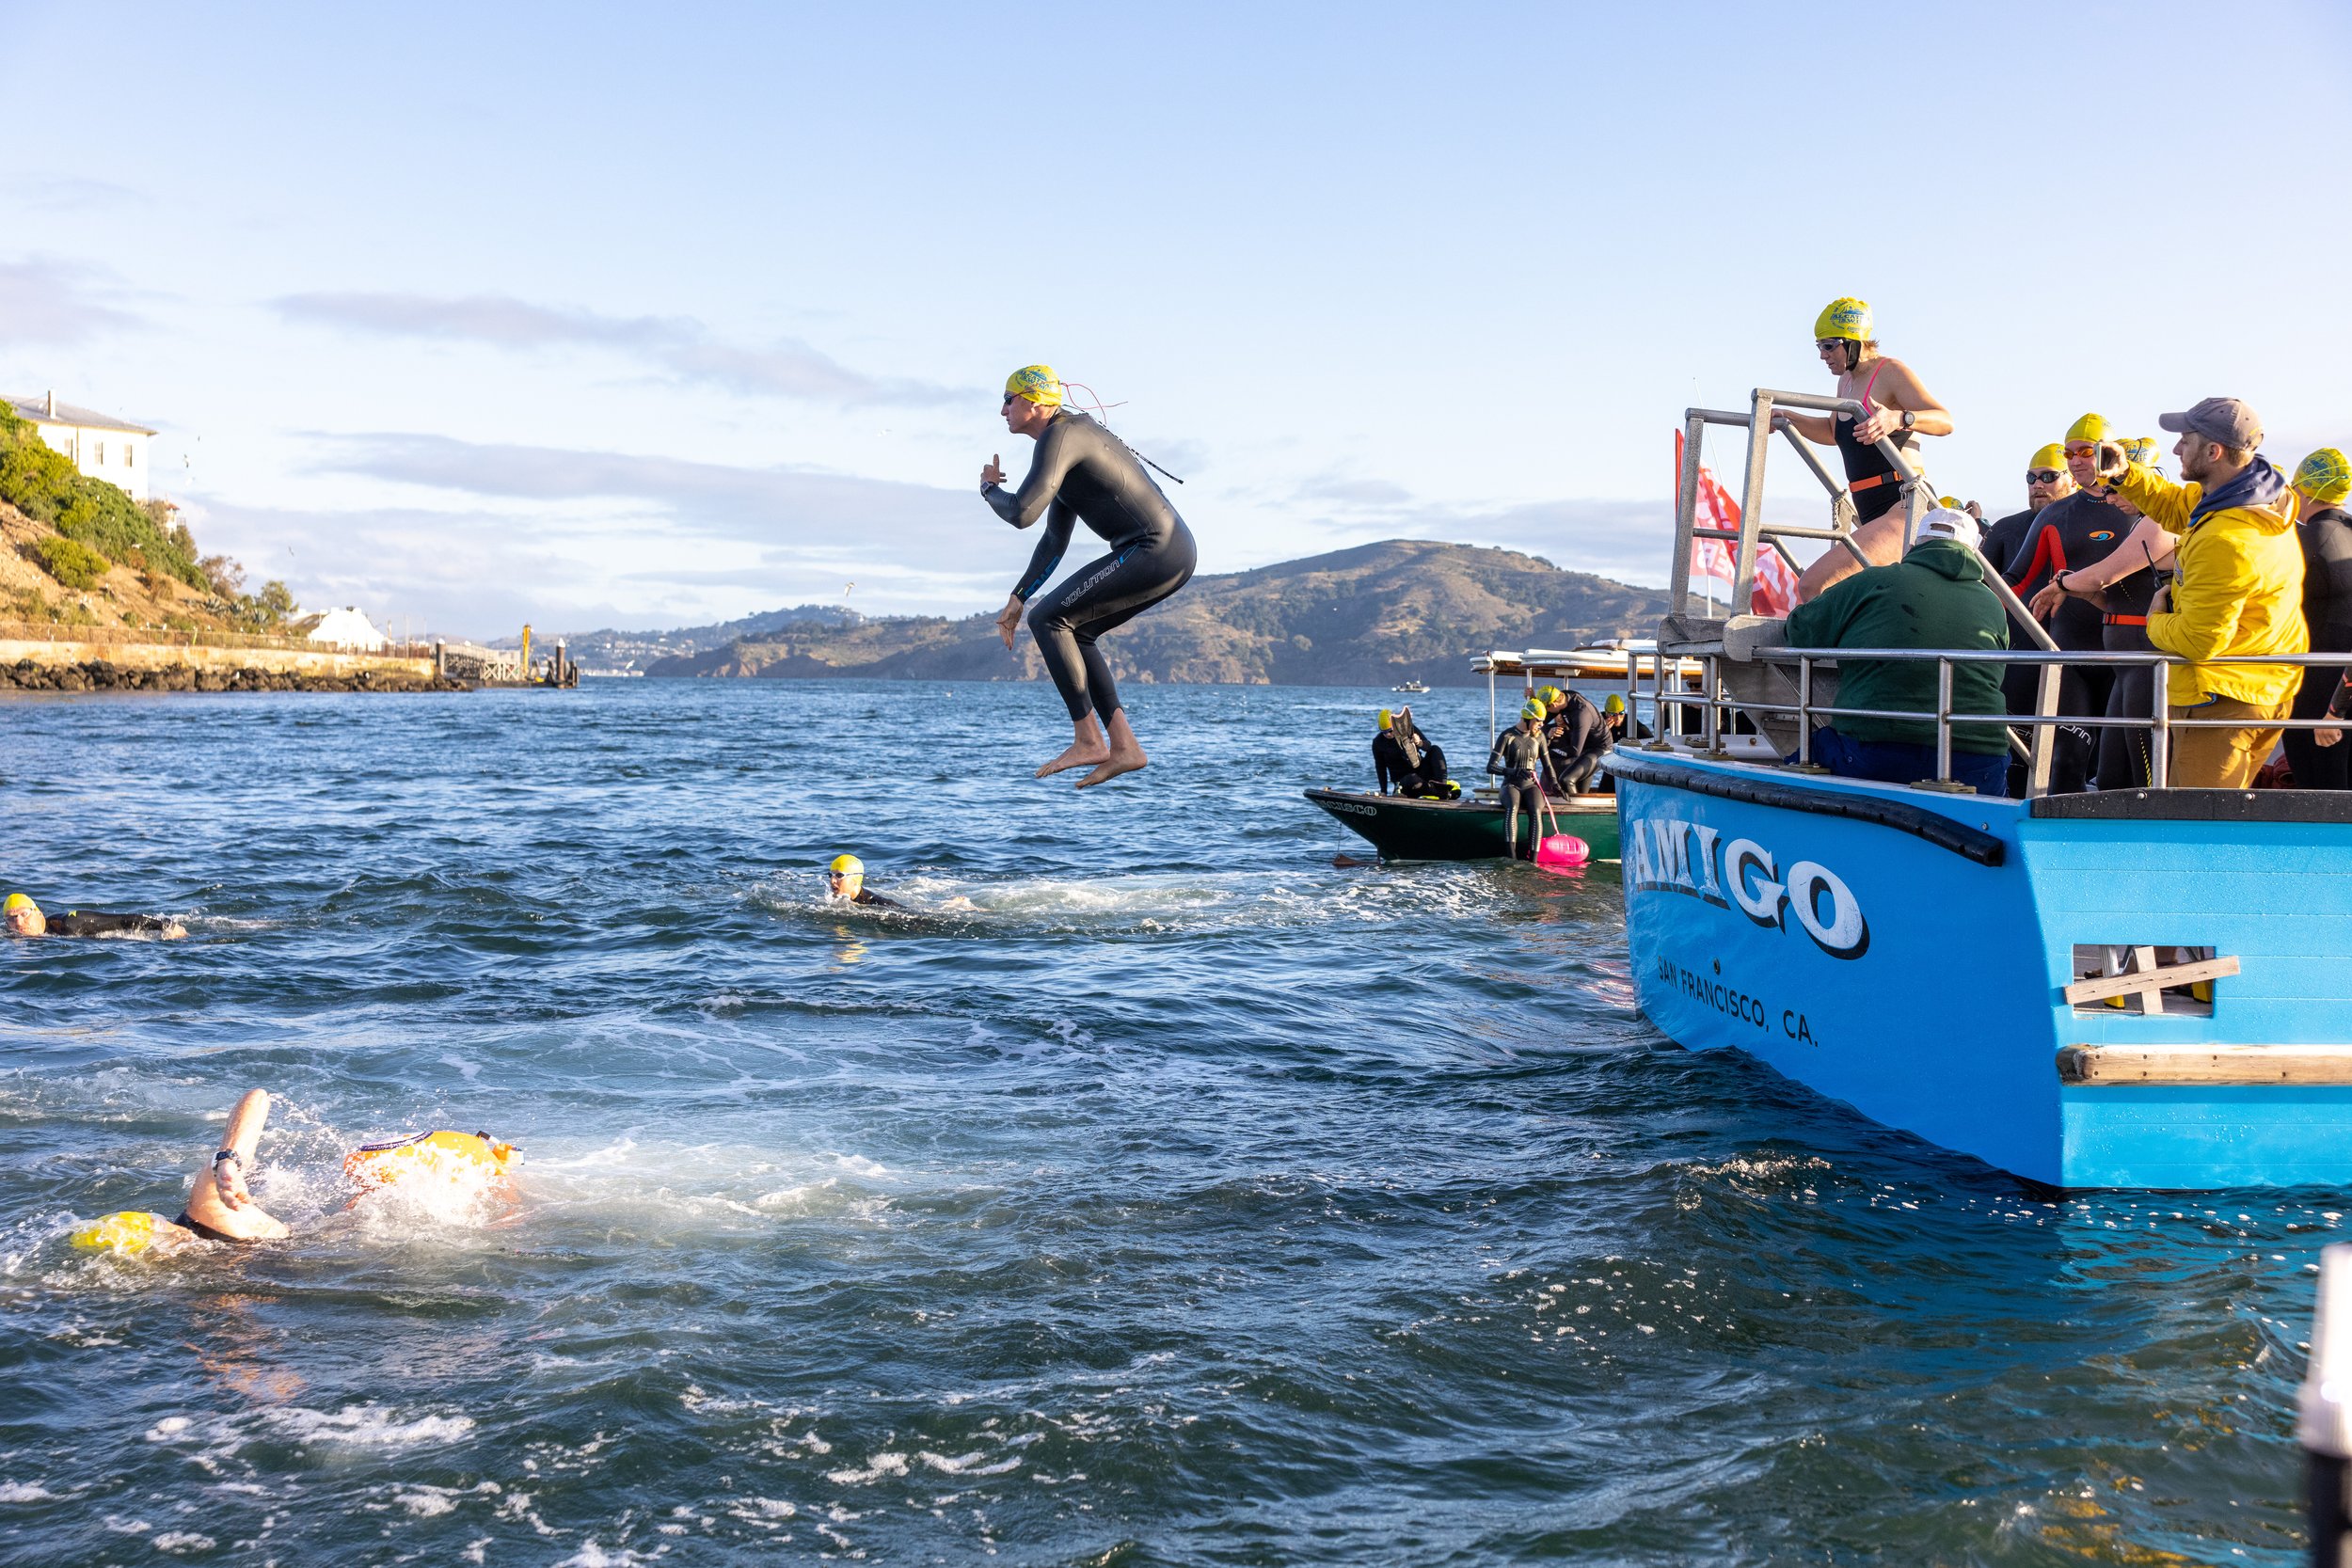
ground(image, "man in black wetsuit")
xmin=981 ymin=365 xmax=1198 ymax=790
xmin=1543 ymin=689 xmax=1613 ymax=794
xmin=1980 ymin=443 xmax=2075 ymax=580
xmin=826 ymin=856 xmax=904 ymax=911
xmin=4 ymin=893 xmax=184 ymax=940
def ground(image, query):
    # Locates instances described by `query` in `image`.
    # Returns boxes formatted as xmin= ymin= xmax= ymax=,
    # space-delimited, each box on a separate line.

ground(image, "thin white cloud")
xmin=271 ymin=291 xmax=962 ymax=405
xmin=0 ymin=256 xmax=145 ymax=345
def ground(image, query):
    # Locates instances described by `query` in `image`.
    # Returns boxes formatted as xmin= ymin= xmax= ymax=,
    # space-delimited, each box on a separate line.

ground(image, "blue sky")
xmin=4 ymin=1 xmax=2347 ymax=638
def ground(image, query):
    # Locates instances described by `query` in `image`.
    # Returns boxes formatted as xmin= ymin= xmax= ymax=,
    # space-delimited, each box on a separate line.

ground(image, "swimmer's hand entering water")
xmin=981 ymin=453 xmax=1005 ymax=489
xmin=995 ymin=594 xmax=1024 ymax=651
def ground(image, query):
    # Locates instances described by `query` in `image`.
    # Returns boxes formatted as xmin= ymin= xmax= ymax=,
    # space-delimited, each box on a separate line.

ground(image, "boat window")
xmin=2069 ymin=943 xmax=2218 ymax=1018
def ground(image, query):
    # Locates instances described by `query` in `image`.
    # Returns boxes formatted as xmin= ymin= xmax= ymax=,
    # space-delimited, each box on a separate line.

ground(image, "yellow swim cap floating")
xmin=344 ymin=1131 xmax=517 ymax=1195
xmin=72 ymin=1211 xmax=160 ymax=1253
xmin=2028 ymin=443 xmax=2068 ymax=473
xmin=2296 ymin=448 xmax=2352 ymax=505
xmin=1814 ymin=297 xmax=1872 ymax=342
xmin=1005 ymin=365 xmax=1064 ymax=407
xmin=2065 ymin=413 xmax=2113 ymax=446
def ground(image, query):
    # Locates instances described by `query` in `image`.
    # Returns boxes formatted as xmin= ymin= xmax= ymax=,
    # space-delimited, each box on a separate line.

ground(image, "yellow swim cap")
xmin=2027 ymin=443 xmax=2068 ymax=473
xmin=1814 ymin=297 xmax=1872 ymax=342
xmin=1536 ymin=686 xmax=1564 ymax=705
xmin=1937 ymin=495 xmax=1964 ymax=510
xmin=344 ymin=1131 xmax=517 ymax=1194
xmin=1377 ymin=708 xmax=1393 ymax=731
xmin=72 ymin=1211 xmax=159 ymax=1253
xmin=3 ymin=894 xmax=34 ymax=914
xmin=1604 ymin=693 xmax=1627 ymax=714
xmin=829 ymin=854 xmax=865 ymax=877
xmin=2064 ymin=413 xmax=2113 ymax=447
xmin=1520 ymin=701 xmax=1547 ymax=723
xmin=2296 ymin=448 xmax=2352 ymax=505
xmin=1005 ymin=365 xmax=1063 ymax=407
xmin=2122 ymin=436 xmax=2163 ymax=470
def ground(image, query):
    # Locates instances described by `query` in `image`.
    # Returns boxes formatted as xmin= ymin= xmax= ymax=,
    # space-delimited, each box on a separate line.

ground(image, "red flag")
xmin=1677 ymin=432 xmax=1798 ymax=617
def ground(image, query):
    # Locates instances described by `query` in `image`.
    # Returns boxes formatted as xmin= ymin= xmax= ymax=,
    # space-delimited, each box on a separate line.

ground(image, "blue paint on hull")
xmin=1617 ymin=754 xmax=2352 ymax=1190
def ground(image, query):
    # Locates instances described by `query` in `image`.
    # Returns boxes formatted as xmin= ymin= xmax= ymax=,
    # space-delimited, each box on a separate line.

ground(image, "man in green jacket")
xmin=1785 ymin=510 xmax=2010 ymax=795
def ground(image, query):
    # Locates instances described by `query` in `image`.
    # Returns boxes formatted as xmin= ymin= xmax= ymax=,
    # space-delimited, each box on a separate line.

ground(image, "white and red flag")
xmin=1677 ymin=432 xmax=1798 ymax=616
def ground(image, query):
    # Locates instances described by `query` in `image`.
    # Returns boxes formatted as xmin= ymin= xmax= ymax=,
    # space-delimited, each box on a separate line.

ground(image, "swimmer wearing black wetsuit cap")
xmin=5 ymin=893 xmax=185 ymax=940
xmin=981 ymin=365 xmax=1198 ymax=789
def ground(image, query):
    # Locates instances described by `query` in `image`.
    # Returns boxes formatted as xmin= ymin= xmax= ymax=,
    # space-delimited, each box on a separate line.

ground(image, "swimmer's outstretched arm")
xmin=183 ymin=1089 xmax=291 ymax=1241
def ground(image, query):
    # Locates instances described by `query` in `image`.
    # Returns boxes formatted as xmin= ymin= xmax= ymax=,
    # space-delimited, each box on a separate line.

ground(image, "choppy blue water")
xmin=0 ymin=678 xmax=2330 ymax=1565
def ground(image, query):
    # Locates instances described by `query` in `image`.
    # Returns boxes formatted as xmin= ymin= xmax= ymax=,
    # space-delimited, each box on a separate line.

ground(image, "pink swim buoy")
xmin=1534 ymin=834 xmax=1590 ymax=869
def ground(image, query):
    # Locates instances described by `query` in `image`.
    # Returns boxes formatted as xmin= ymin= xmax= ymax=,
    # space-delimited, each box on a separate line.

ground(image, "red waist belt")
xmin=1849 ymin=473 xmax=1898 ymax=494
xmin=2105 ymin=613 xmax=2149 ymax=626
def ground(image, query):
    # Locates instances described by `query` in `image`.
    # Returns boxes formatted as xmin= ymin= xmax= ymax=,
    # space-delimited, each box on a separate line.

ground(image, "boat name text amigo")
xmin=1627 ymin=816 xmax=1869 ymax=960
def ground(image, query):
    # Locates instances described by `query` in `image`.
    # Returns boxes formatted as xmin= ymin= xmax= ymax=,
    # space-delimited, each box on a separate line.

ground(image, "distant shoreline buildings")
xmin=7 ymin=391 xmax=156 ymax=502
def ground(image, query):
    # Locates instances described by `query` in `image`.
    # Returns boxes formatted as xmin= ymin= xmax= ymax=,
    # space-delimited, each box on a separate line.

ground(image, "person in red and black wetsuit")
xmin=1981 ymin=444 xmax=2076 ymax=581
xmin=2020 ymin=431 xmax=2176 ymax=789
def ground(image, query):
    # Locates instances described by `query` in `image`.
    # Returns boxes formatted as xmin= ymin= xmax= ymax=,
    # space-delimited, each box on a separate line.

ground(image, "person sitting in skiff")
xmin=1782 ymin=508 xmax=2010 ymax=796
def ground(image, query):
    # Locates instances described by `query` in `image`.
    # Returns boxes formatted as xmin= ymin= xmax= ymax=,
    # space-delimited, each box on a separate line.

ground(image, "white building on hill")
xmin=8 ymin=391 xmax=158 ymax=502
xmin=300 ymin=607 xmax=389 ymax=651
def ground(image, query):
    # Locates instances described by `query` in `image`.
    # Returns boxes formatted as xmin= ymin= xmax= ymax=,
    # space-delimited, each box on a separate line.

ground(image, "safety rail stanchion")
xmin=1703 ymin=657 xmax=1720 ymax=754
xmin=2149 ymin=655 xmax=2170 ymax=789
xmin=1797 ymin=656 xmax=1813 ymax=766
xmin=1934 ymin=659 xmax=1953 ymax=783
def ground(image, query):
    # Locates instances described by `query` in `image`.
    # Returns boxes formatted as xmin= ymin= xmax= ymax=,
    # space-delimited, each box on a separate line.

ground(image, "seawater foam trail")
xmin=519 ymin=1137 xmax=906 ymax=1235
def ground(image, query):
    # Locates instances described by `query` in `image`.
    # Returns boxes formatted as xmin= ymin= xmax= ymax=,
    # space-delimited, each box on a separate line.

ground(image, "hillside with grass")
xmin=641 ymin=540 xmax=1671 ymax=687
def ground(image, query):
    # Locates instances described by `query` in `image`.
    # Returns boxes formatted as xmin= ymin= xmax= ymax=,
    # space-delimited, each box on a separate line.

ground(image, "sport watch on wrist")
xmin=1899 ymin=410 xmax=1916 ymax=432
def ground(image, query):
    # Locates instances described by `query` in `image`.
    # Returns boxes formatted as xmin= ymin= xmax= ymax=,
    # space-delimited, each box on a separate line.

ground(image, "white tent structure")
xmin=302 ymin=606 xmax=388 ymax=651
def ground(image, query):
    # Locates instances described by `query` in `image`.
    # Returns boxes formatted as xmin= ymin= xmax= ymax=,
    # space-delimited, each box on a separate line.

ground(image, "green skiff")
xmin=1304 ymin=788 xmax=1623 ymax=863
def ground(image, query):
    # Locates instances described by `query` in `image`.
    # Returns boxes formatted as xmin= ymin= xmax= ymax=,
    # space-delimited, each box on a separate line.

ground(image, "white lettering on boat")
xmin=1630 ymin=818 xmax=1868 ymax=960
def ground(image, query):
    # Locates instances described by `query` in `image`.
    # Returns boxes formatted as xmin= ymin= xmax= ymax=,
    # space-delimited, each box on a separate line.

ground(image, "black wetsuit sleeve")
xmin=851 ymin=888 xmax=904 ymax=911
xmin=1486 ymin=732 xmax=1510 ymax=777
xmin=984 ymin=418 xmax=1080 ymax=531
xmin=48 ymin=911 xmax=166 ymax=937
xmin=1009 ymin=499 xmax=1077 ymax=602
xmin=1373 ymin=735 xmax=1400 ymax=793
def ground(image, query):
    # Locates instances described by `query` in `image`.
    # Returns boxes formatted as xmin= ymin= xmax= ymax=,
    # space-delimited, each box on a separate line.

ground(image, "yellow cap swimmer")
xmin=1604 ymin=693 xmax=1627 ymax=714
xmin=71 ymin=1211 xmax=166 ymax=1254
xmin=3 ymin=894 xmax=32 ymax=914
xmin=344 ymin=1131 xmax=517 ymax=1195
xmin=2028 ymin=443 xmax=2068 ymax=474
xmin=1005 ymin=365 xmax=1064 ymax=407
xmin=1520 ymin=701 xmax=1547 ymax=723
xmin=1814 ymin=297 xmax=1872 ymax=342
xmin=1377 ymin=708 xmax=1393 ymax=731
xmin=2296 ymin=449 xmax=2352 ymax=506
xmin=2065 ymin=413 xmax=2113 ymax=447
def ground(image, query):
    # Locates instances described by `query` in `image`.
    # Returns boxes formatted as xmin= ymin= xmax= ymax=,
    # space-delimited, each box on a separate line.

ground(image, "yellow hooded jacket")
xmin=2116 ymin=461 xmax=2307 ymax=707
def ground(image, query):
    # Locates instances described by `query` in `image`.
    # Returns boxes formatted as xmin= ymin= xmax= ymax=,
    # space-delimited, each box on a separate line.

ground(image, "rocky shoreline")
xmin=0 ymin=658 xmax=469 ymax=694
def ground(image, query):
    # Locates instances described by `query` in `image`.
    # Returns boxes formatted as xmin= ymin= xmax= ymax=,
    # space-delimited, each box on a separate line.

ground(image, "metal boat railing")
xmin=1640 ymin=645 xmax=2352 ymax=795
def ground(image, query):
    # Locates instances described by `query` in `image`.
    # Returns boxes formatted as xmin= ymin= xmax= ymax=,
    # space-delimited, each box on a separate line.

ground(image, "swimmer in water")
xmin=826 ymin=854 xmax=904 ymax=911
xmin=6 ymin=892 xmax=185 ymax=940
xmin=981 ymin=365 xmax=1199 ymax=788
xmin=71 ymin=1088 xmax=518 ymax=1255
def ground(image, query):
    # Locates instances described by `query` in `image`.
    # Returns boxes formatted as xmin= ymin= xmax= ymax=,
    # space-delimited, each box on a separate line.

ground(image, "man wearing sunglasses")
xmin=1980 ymin=443 xmax=2075 ymax=580
xmin=981 ymin=364 xmax=1198 ymax=789
xmin=1783 ymin=297 xmax=1955 ymax=600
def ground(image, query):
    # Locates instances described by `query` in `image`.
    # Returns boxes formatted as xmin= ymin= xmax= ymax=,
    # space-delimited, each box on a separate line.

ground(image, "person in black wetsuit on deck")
xmin=1486 ymin=703 xmax=1552 ymax=861
xmin=1778 ymin=298 xmax=1955 ymax=602
xmin=2285 ymin=450 xmax=2352 ymax=788
xmin=2026 ymin=434 xmax=2174 ymax=789
xmin=1542 ymin=688 xmax=1613 ymax=794
xmin=1981 ymin=444 xmax=2075 ymax=580
xmin=982 ymin=365 xmax=1199 ymax=790
xmin=5 ymin=893 xmax=185 ymax=940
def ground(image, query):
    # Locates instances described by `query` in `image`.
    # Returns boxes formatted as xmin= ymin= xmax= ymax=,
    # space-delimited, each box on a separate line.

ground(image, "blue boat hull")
xmin=1614 ymin=753 xmax=2352 ymax=1190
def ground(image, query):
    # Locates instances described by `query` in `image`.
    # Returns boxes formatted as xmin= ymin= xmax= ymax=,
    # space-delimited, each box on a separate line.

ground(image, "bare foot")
xmin=1036 ymin=742 xmax=1110 ymax=779
xmin=1074 ymin=751 xmax=1147 ymax=789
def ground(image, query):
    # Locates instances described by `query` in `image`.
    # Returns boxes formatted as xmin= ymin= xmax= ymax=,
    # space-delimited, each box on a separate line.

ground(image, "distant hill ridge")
xmin=632 ymin=540 xmax=1668 ymax=688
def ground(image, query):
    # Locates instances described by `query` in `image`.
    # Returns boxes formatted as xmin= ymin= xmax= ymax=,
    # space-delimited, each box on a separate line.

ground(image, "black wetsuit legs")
xmin=2285 ymin=667 xmax=2350 ymax=790
xmin=2098 ymin=661 xmax=2159 ymax=790
xmin=1026 ymin=530 xmax=1199 ymax=723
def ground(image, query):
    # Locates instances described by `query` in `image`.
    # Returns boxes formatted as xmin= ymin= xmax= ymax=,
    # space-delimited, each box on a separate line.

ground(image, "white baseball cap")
xmin=1915 ymin=508 xmax=1982 ymax=549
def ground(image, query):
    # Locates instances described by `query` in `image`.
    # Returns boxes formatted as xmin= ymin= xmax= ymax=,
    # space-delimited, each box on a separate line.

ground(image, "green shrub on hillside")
xmin=0 ymin=404 xmax=204 ymax=588
xmin=31 ymin=534 xmax=109 ymax=590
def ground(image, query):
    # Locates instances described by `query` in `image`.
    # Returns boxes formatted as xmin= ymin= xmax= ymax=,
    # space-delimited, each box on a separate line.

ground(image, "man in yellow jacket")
xmin=2093 ymin=397 xmax=2306 ymax=787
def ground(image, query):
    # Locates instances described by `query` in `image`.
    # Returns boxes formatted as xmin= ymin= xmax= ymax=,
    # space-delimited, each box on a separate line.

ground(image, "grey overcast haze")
xmin=3 ymin=2 xmax=2347 ymax=638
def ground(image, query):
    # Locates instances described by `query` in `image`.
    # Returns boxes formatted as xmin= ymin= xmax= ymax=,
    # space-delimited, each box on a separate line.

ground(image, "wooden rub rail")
xmin=2058 ymin=1044 xmax=2352 ymax=1086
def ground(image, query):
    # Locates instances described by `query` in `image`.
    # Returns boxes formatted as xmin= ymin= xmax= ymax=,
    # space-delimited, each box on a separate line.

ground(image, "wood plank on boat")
xmin=2058 ymin=1043 xmax=2352 ymax=1085
xmin=2061 ymin=956 xmax=2240 ymax=1007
